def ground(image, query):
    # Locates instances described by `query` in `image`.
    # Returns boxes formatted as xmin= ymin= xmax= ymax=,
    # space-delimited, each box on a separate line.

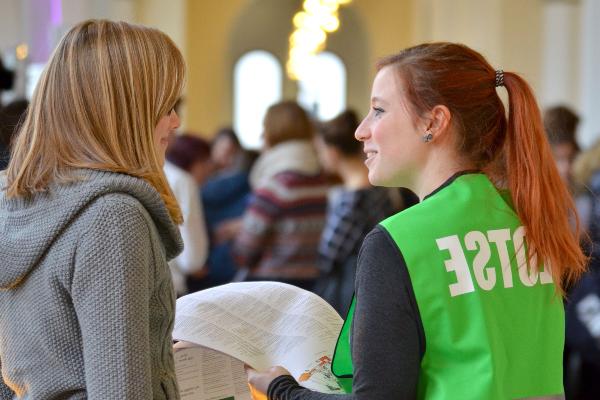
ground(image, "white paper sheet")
xmin=173 ymin=282 xmax=345 ymax=394
xmin=175 ymin=344 xmax=252 ymax=400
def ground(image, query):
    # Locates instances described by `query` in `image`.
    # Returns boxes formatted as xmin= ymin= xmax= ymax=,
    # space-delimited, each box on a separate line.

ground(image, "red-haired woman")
xmin=246 ymin=42 xmax=587 ymax=400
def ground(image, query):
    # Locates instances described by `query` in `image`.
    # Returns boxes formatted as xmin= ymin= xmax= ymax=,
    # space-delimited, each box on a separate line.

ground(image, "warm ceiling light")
xmin=16 ymin=44 xmax=29 ymax=61
xmin=288 ymin=0 xmax=351 ymax=80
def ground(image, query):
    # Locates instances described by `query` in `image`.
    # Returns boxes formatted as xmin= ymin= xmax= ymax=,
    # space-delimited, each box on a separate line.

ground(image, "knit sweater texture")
xmin=0 ymin=169 xmax=183 ymax=399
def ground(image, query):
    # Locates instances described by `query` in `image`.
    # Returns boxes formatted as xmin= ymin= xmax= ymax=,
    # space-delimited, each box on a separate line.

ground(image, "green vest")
xmin=331 ymin=173 xmax=564 ymax=399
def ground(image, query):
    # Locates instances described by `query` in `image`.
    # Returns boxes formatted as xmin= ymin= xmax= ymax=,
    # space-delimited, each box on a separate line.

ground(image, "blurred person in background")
xmin=565 ymin=140 xmax=600 ymax=400
xmin=166 ymin=133 xmax=214 ymax=185
xmin=233 ymin=101 xmax=329 ymax=291
xmin=201 ymin=127 xmax=258 ymax=287
xmin=542 ymin=105 xmax=600 ymax=399
xmin=0 ymin=56 xmax=15 ymax=107
xmin=543 ymin=105 xmax=581 ymax=193
xmin=211 ymin=127 xmax=245 ymax=175
xmin=165 ymin=134 xmax=212 ymax=295
xmin=0 ymin=99 xmax=29 ymax=170
xmin=313 ymin=109 xmax=397 ymax=315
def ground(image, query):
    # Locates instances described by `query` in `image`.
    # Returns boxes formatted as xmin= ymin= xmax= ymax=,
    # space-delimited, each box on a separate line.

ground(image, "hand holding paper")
xmin=173 ymin=282 xmax=346 ymax=399
xmin=245 ymin=365 xmax=290 ymax=397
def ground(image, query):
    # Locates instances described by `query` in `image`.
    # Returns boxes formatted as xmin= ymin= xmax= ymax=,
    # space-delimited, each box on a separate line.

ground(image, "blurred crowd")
xmin=543 ymin=105 xmax=600 ymax=399
xmin=159 ymin=100 xmax=416 ymax=314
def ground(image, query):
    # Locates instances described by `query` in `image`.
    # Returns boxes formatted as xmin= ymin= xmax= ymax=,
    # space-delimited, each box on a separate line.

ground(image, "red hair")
xmin=378 ymin=43 xmax=586 ymax=294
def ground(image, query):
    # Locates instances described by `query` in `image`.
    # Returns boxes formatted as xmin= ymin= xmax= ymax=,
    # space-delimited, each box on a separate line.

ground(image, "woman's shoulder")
xmin=72 ymin=193 xmax=154 ymax=249
xmin=84 ymin=191 xmax=150 ymax=217
xmin=64 ymin=170 xmax=181 ymax=256
xmin=58 ymin=171 xmax=155 ymax=220
xmin=361 ymin=225 xmax=403 ymax=257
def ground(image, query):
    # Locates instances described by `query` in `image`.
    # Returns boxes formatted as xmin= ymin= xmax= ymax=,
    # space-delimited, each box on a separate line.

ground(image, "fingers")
xmin=244 ymin=364 xmax=259 ymax=385
xmin=248 ymin=383 xmax=268 ymax=400
xmin=245 ymin=366 xmax=268 ymax=400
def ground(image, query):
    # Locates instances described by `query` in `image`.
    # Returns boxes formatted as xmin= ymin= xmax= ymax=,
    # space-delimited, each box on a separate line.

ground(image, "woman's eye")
xmin=373 ymin=107 xmax=384 ymax=117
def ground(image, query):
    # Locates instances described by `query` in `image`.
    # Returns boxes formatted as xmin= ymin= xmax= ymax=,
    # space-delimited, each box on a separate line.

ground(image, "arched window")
xmin=233 ymin=50 xmax=282 ymax=149
xmin=297 ymin=51 xmax=346 ymax=121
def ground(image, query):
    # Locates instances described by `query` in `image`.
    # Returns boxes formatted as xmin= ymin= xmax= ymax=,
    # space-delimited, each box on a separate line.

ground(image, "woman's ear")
xmin=426 ymin=105 xmax=452 ymax=140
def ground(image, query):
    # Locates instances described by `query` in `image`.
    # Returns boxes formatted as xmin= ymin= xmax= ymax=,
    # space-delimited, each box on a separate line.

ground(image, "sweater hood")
xmin=249 ymin=140 xmax=321 ymax=189
xmin=0 ymin=169 xmax=183 ymax=289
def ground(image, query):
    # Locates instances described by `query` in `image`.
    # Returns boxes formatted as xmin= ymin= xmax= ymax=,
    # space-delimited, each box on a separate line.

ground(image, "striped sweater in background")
xmin=233 ymin=140 xmax=329 ymax=282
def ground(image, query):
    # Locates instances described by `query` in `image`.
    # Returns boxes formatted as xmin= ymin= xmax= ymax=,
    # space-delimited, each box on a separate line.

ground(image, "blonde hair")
xmin=5 ymin=19 xmax=184 ymax=223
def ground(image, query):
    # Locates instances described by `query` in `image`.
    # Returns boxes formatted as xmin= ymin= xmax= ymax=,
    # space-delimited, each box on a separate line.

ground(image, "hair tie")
xmin=495 ymin=69 xmax=504 ymax=87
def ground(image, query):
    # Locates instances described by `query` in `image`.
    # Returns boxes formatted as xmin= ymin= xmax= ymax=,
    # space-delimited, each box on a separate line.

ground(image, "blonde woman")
xmin=0 ymin=20 xmax=185 ymax=399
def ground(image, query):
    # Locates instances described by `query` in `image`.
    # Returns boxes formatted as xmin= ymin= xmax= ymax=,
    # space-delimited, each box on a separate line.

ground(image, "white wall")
xmin=412 ymin=0 xmax=600 ymax=145
xmin=135 ymin=0 xmax=186 ymax=59
xmin=0 ymin=0 xmax=24 ymax=53
xmin=412 ymin=0 xmax=542 ymax=94
xmin=579 ymin=0 xmax=600 ymax=147
xmin=0 ymin=0 xmax=25 ymax=101
xmin=0 ymin=0 xmax=138 ymax=56
xmin=0 ymin=0 xmax=139 ymax=100
xmin=541 ymin=0 xmax=581 ymax=110
xmin=415 ymin=0 xmax=503 ymax=65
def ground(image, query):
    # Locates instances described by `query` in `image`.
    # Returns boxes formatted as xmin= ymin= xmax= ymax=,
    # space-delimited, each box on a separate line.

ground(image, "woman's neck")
xmin=414 ymin=149 xmax=476 ymax=200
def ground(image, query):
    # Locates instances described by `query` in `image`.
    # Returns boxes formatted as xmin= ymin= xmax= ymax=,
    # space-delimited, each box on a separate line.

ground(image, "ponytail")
xmin=379 ymin=42 xmax=587 ymax=295
xmin=503 ymin=72 xmax=587 ymax=294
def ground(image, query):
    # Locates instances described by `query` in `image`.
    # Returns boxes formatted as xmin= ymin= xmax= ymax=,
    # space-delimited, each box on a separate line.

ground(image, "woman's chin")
xmin=369 ymin=170 xmax=415 ymax=189
xmin=367 ymin=172 xmax=386 ymax=187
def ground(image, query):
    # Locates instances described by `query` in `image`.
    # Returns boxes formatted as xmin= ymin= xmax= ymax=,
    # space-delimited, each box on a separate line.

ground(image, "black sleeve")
xmin=268 ymin=226 xmax=425 ymax=400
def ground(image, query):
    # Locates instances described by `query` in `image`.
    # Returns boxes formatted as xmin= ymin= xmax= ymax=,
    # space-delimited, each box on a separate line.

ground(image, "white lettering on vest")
xmin=487 ymin=229 xmax=514 ymax=288
xmin=436 ymin=235 xmax=476 ymax=297
xmin=513 ymin=227 xmax=554 ymax=285
xmin=539 ymin=259 xmax=554 ymax=284
xmin=464 ymin=230 xmax=495 ymax=290
xmin=437 ymin=226 xmax=554 ymax=296
xmin=513 ymin=226 xmax=538 ymax=286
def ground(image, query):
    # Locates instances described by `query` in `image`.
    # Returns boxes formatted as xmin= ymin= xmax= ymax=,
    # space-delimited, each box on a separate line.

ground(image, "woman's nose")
xmin=355 ymin=119 xmax=369 ymax=142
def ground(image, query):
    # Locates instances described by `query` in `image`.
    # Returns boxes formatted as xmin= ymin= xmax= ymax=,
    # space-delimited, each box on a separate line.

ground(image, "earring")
xmin=422 ymin=130 xmax=433 ymax=143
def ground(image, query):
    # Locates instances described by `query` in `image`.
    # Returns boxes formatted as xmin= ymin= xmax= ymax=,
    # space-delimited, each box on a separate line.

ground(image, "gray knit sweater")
xmin=0 ymin=169 xmax=183 ymax=399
